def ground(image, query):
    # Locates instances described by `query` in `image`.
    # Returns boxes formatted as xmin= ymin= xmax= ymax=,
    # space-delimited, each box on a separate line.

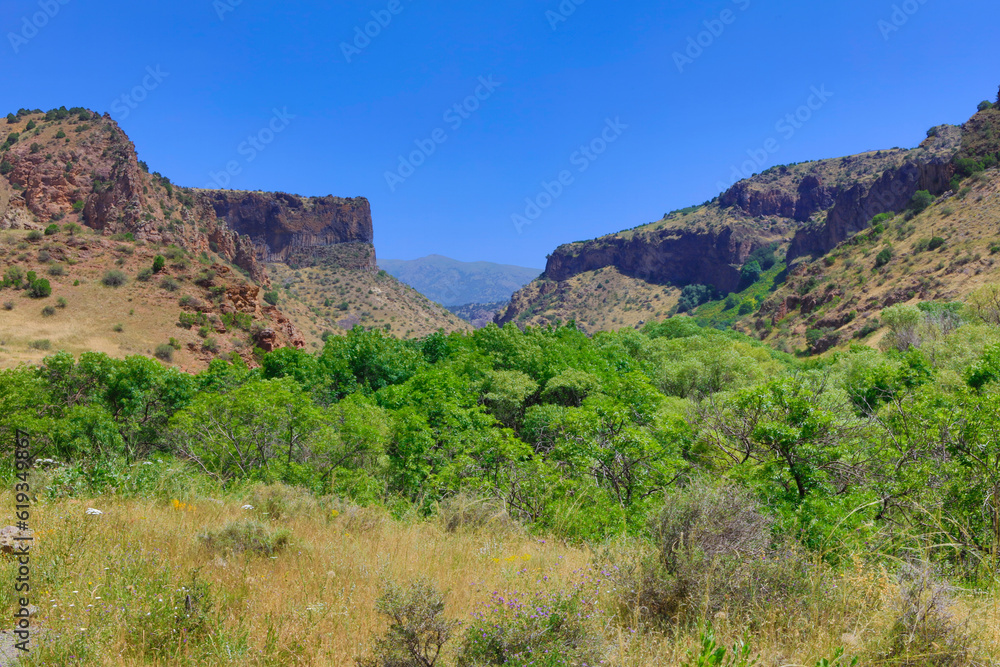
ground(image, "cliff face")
xmin=542 ymin=226 xmax=755 ymax=293
xmin=720 ymin=174 xmax=837 ymax=222
xmin=205 ymin=191 xmax=374 ymax=264
xmin=497 ymin=126 xmax=965 ymax=332
xmin=787 ymin=158 xmax=955 ymax=260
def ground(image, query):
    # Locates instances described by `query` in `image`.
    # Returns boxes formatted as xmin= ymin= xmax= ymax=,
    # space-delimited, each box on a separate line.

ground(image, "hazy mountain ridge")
xmin=379 ymin=254 xmax=541 ymax=306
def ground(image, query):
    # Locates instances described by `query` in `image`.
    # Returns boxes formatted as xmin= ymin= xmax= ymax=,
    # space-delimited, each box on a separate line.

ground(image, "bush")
xmin=159 ymin=276 xmax=180 ymax=292
xmin=71 ymin=200 xmax=85 ymax=212
xmin=357 ymin=579 xmax=458 ymax=667
xmin=202 ymin=337 xmax=220 ymax=353
xmin=2 ymin=301 xmax=12 ymax=311
xmin=739 ymin=260 xmax=763 ymax=288
xmin=102 ymin=270 xmax=127 ymax=287
xmin=875 ymin=248 xmax=893 ymax=268
xmin=613 ymin=482 xmax=810 ymax=624
xmin=28 ymin=278 xmax=51 ymax=298
xmin=136 ymin=267 xmax=153 ymax=282
xmin=437 ymin=493 xmax=517 ymax=534
xmin=55 ymin=130 xmax=66 ymax=139
xmin=152 ymin=255 xmax=165 ymax=273
xmin=883 ymin=562 xmax=972 ymax=666
xmin=198 ymin=521 xmax=289 ymax=557
xmin=41 ymin=305 xmax=56 ymax=317
xmin=908 ymin=190 xmax=934 ymax=215
xmin=56 ymin=297 xmax=67 ymax=308
xmin=26 ymin=230 xmax=43 ymax=241
xmin=678 ymin=284 xmax=716 ymax=313
xmin=154 ymin=344 xmax=174 ymax=362
xmin=0 ymin=160 xmax=13 ymax=175
xmin=263 ymin=290 xmax=280 ymax=306
xmin=47 ymin=265 xmax=66 ymax=277
xmin=44 ymin=224 xmax=59 ymax=236
xmin=29 ymin=339 xmax=51 ymax=350
xmin=458 ymin=586 xmax=605 ymax=667
xmin=928 ymin=236 xmax=946 ymax=251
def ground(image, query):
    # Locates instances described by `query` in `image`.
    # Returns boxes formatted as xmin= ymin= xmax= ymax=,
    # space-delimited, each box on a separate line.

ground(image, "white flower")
xmin=85 ymin=508 xmax=103 ymax=515
xmin=241 ymin=505 xmax=254 ymax=510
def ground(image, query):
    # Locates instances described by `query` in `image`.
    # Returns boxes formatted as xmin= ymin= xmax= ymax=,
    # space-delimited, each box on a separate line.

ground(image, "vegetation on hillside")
xmin=4 ymin=300 xmax=1000 ymax=663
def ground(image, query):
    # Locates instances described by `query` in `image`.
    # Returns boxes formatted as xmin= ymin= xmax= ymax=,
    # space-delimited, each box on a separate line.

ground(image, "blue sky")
xmin=2 ymin=0 xmax=998 ymax=268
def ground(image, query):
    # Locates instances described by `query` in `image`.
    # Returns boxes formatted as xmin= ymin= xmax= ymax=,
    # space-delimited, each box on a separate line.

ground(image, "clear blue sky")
xmin=2 ymin=0 xmax=998 ymax=268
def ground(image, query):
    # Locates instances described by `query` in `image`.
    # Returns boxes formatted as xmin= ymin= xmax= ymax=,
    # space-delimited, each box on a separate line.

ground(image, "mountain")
xmin=499 ymin=97 xmax=1000 ymax=354
xmin=0 ymin=106 xmax=467 ymax=369
xmin=379 ymin=255 xmax=541 ymax=306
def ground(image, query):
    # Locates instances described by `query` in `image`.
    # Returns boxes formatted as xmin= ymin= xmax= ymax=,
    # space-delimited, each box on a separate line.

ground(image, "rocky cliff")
xmin=541 ymin=225 xmax=757 ymax=294
xmin=497 ymin=124 xmax=964 ymax=331
xmin=786 ymin=158 xmax=955 ymax=260
xmin=203 ymin=190 xmax=374 ymax=264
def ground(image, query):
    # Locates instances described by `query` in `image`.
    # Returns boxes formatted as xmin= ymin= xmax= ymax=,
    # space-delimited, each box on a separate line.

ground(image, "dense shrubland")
xmin=4 ymin=301 xmax=1000 ymax=664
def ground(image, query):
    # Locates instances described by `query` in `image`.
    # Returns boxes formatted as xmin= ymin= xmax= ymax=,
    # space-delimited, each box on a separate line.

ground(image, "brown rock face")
xmin=542 ymin=226 xmax=757 ymax=294
xmin=787 ymin=159 xmax=954 ymax=261
xmin=204 ymin=190 xmax=374 ymax=263
xmin=720 ymin=174 xmax=836 ymax=222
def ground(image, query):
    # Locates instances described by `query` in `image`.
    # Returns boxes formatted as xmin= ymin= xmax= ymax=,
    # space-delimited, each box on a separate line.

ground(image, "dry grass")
xmin=267 ymin=262 xmax=470 ymax=348
xmin=3 ymin=479 xmax=998 ymax=666
xmin=0 ymin=228 xmax=277 ymax=371
xmin=502 ymin=266 xmax=681 ymax=334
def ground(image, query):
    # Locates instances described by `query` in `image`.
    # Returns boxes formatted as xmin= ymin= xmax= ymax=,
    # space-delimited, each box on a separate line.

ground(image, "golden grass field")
xmin=4 ymin=466 xmax=999 ymax=666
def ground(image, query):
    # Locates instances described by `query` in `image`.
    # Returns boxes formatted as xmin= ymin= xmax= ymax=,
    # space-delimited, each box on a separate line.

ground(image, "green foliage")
xmin=71 ymin=199 xmax=85 ymax=212
xmin=875 ymin=247 xmax=893 ymax=268
xmin=359 ymin=579 xmax=458 ymax=667
xmin=458 ymin=586 xmax=605 ymax=667
xmin=44 ymin=223 xmax=59 ymax=235
xmin=678 ymin=284 xmax=716 ymax=313
xmin=152 ymin=255 xmax=165 ymax=273
xmin=199 ymin=520 xmax=289 ymax=556
xmin=681 ymin=629 xmax=759 ymax=667
xmin=908 ymin=190 xmax=935 ymax=214
xmin=102 ymin=270 xmax=128 ymax=287
xmin=28 ymin=277 xmax=51 ymax=298
xmin=263 ymin=290 xmax=280 ymax=306
xmin=739 ymin=260 xmax=763 ymax=288
xmin=0 ymin=160 xmax=12 ymax=175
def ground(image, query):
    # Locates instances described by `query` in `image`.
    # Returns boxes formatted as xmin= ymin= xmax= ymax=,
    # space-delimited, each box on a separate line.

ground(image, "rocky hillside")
xmin=497 ymin=100 xmax=1000 ymax=344
xmin=0 ymin=106 xmax=466 ymax=366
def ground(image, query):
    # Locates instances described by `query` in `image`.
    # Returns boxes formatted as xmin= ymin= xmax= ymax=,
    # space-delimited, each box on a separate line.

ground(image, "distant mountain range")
xmin=379 ymin=255 xmax=541 ymax=307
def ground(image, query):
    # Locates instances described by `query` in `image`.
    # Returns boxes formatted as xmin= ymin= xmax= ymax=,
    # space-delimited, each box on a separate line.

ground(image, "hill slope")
xmin=0 ymin=107 xmax=466 ymax=367
xmin=379 ymin=255 xmax=541 ymax=306
xmin=499 ymin=100 xmax=1000 ymax=347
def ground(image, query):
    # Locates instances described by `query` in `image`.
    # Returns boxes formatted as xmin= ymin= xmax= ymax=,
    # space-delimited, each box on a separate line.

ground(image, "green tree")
xmin=908 ymin=190 xmax=934 ymax=214
xmin=170 ymin=378 xmax=325 ymax=482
